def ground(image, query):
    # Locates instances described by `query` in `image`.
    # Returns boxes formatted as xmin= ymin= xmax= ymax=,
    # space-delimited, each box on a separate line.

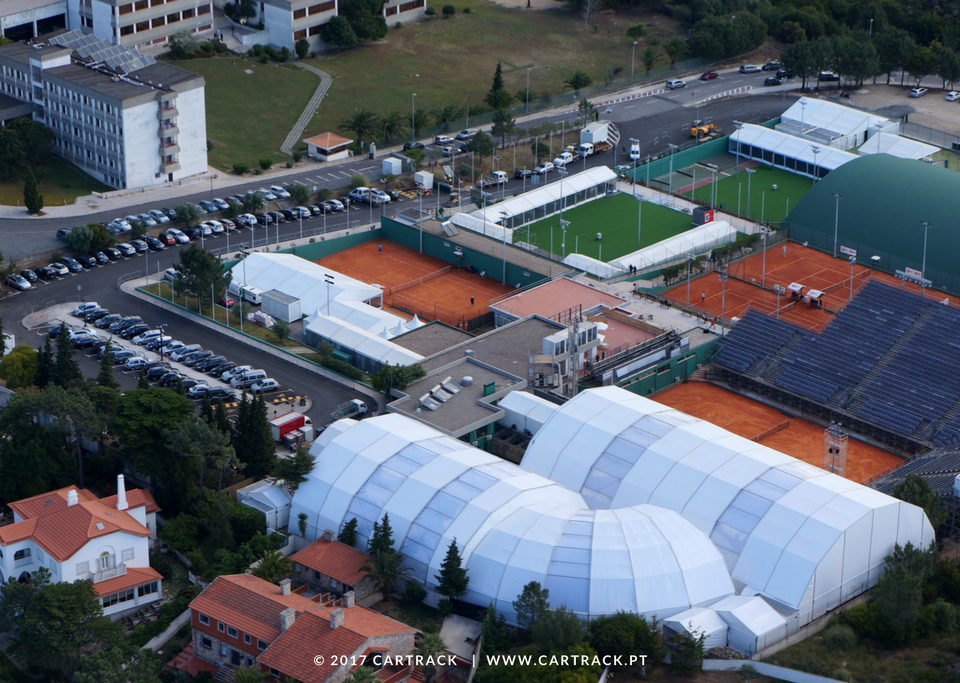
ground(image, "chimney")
xmin=280 ymin=607 xmax=296 ymax=632
xmin=279 ymin=578 xmax=291 ymax=596
xmin=67 ymin=489 xmax=79 ymax=507
xmin=322 ymin=529 xmax=335 ymax=542
xmin=330 ymin=608 xmax=344 ymax=630
xmin=116 ymin=474 xmax=128 ymax=511
xmin=343 ymin=591 xmax=355 ymax=608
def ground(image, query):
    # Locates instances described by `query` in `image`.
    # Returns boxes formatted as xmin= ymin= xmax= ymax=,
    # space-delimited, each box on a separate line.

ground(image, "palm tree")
xmin=232 ymin=665 xmax=266 ymax=683
xmin=415 ymin=633 xmax=448 ymax=683
xmin=563 ymin=69 xmax=593 ymax=93
xmin=346 ymin=667 xmax=381 ymax=683
xmin=663 ymin=38 xmax=687 ymax=66
xmin=411 ymin=108 xmax=432 ymax=137
xmin=359 ymin=551 xmax=413 ymax=598
xmin=297 ymin=512 xmax=308 ymax=538
xmin=430 ymin=103 xmax=464 ymax=131
xmin=379 ymin=110 xmax=408 ymax=143
xmin=338 ymin=109 xmax=379 ymax=149
xmin=253 ymin=550 xmax=292 ymax=584
xmin=641 ymin=46 xmax=662 ymax=73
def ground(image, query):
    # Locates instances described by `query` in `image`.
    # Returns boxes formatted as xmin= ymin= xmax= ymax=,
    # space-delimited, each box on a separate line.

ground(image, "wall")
xmin=175 ymin=84 xmax=208 ymax=181
xmin=264 ymin=3 xmax=293 ymax=50
xmin=702 ymin=660 xmax=846 ymax=683
xmin=90 ymin=0 xmax=113 ymax=42
xmin=122 ymin=99 xmax=160 ymax=189
xmin=626 ymin=137 xmax=731 ymax=185
xmin=616 ymin=338 xmax=717 ymax=396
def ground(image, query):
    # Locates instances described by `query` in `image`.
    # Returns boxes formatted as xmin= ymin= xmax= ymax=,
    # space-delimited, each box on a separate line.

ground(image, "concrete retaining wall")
xmin=703 ymin=660 xmax=846 ymax=683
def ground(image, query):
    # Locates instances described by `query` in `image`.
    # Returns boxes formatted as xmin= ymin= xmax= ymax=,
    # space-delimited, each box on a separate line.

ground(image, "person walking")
xmin=378 ymin=244 xmax=382 ymax=254
xmin=701 ymin=291 xmax=706 ymax=304
xmin=470 ymin=297 xmax=475 ymax=306
xmin=782 ymin=244 xmax=787 ymax=257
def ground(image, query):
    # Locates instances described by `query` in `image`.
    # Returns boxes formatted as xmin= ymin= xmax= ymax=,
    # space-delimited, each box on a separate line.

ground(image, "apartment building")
xmin=77 ymin=0 xmax=214 ymax=50
xmin=0 ymin=29 xmax=206 ymax=189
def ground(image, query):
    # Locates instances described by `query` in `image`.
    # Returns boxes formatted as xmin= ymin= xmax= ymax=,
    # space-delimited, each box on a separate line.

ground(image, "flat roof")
xmin=491 ymin=277 xmax=625 ymax=321
xmin=391 ymin=321 xmax=473 ymax=356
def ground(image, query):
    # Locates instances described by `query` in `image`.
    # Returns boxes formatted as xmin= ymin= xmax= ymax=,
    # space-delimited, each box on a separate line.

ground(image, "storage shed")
xmin=262 ymin=289 xmax=303 ymax=323
xmin=710 ymin=595 xmax=788 ymax=656
xmin=496 ymin=391 xmax=559 ymax=436
xmin=664 ymin=607 xmax=729 ymax=651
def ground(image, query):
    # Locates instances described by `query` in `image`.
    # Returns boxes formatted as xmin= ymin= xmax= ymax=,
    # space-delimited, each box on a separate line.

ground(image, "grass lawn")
xmin=303 ymin=2 xmax=682 ymax=142
xmin=517 ymin=191 xmax=696 ymax=261
xmin=682 ymin=163 xmax=813 ymax=226
xmin=171 ymin=58 xmax=320 ymax=170
xmin=0 ymin=156 xmax=110 ymax=207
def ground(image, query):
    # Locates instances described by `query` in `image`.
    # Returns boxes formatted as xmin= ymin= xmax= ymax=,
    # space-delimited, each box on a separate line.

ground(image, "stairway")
xmin=214 ymin=664 xmax=235 ymax=683
xmin=281 ymin=64 xmax=333 ymax=154
xmin=754 ymin=331 xmax=805 ymax=381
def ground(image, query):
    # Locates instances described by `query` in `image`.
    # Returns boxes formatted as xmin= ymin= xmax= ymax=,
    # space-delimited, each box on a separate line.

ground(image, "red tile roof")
xmin=100 ymin=488 xmax=161 ymax=514
xmin=189 ymin=574 xmax=322 ymax=645
xmin=291 ymin=538 xmax=372 ymax=586
xmin=303 ymin=133 xmax=353 ymax=150
xmin=168 ymin=644 xmax=220 ymax=677
xmin=92 ymin=566 xmax=163 ymax=597
xmin=9 ymin=486 xmax=98 ymax=519
xmin=0 ymin=500 xmax=152 ymax=562
xmin=259 ymin=610 xmax=366 ymax=683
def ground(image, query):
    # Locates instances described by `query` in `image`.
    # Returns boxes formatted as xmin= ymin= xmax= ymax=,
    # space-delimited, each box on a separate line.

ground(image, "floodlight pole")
xmin=631 ymin=41 xmax=637 ymax=85
xmin=718 ymin=267 xmax=728 ymax=336
xmin=761 ymin=232 xmax=767 ymax=288
xmin=636 ymin=196 xmax=643 ymax=250
xmin=239 ymin=245 xmax=250 ymax=334
xmin=920 ymin=220 xmax=931 ymax=278
xmin=849 ymin=257 xmax=856 ymax=303
xmin=733 ymin=120 xmax=744 ymax=177
xmin=668 ymin=143 xmax=679 ymax=196
xmin=325 ymin=273 xmax=334 ymax=315
xmin=411 ymin=93 xmax=416 ymax=142
xmin=832 ymin=192 xmax=842 ymax=257
xmin=811 ymin=145 xmax=820 ymax=185
xmin=500 ymin=210 xmax=509 ymax=284
xmin=704 ymin=162 xmax=718 ymax=208
xmin=745 ymin=168 xmax=755 ymax=220
xmin=525 ymin=69 xmax=530 ymax=114
xmin=686 ymin=254 xmax=694 ymax=308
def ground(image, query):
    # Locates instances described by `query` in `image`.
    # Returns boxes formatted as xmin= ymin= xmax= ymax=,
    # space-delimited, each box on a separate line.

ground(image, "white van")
xmin=227 ymin=282 xmax=264 ymax=305
xmin=230 ymin=369 xmax=266 ymax=388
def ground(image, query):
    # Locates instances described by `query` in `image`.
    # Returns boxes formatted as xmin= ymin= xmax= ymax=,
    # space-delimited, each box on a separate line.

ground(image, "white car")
xmin=533 ymin=162 xmax=554 ymax=175
xmin=136 ymin=213 xmax=158 ymax=226
xmin=6 ymin=274 xmax=31 ymax=291
xmin=109 ymin=218 xmax=131 ymax=232
xmin=160 ymin=340 xmax=185 ymax=355
xmin=371 ymin=190 xmax=391 ymax=204
xmin=148 ymin=209 xmax=171 ymax=224
xmin=629 ymin=141 xmax=640 ymax=161
xmin=269 ymin=185 xmax=291 ymax=198
xmin=170 ymin=344 xmax=202 ymax=362
xmin=124 ymin=356 xmax=148 ymax=371
xmin=72 ymin=302 xmax=100 ymax=317
xmin=553 ymin=151 xmax=575 ymax=167
xmin=221 ymin=365 xmax=253 ymax=383
xmin=739 ymin=65 xmax=762 ymax=74
xmin=909 ymin=87 xmax=928 ymax=98
xmin=67 ymin=327 xmax=97 ymax=341
xmin=293 ymin=206 xmax=312 ymax=217
xmin=665 ymin=78 xmax=686 ymax=90
xmin=250 ymin=378 xmax=281 ymax=394
xmin=947 ymin=91 xmax=960 ymax=101
xmin=434 ymin=135 xmax=455 ymax=146
xmin=201 ymin=220 xmax=224 ymax=234
xmin=165 ymin=228 xmax=190 ymax=244
xmin=441 ymin=145 xmax=462 ymax=157
xmin=455 ymin=129 xmax=479 ymax=141
xmin=258 ymin=188 xmax=278 ymax=201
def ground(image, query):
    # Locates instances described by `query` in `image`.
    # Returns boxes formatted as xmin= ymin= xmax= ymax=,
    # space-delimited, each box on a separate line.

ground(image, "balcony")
xmin=160 ymin=160 xmax=181 ymax=173
xmin=157 ymin=108 xmax=178 ymax=121
xmin=160 ymin=123 xmax=179 ymax=136
xmin=93 ymin=563 xmax=126 ymax=584
xmin=160 ymin=142 xmax=180 ymax=155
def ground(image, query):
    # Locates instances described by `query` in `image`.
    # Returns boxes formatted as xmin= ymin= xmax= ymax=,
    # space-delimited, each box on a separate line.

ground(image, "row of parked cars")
xmin=60 ymin=303 xmax=282 ymax=400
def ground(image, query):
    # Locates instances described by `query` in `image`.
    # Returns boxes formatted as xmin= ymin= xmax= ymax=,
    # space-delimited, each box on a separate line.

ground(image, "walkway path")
xmin=281 ymin=64 xmax=333 ymax=155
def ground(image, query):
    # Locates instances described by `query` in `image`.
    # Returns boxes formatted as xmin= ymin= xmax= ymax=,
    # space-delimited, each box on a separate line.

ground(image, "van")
xmin=231 ymin=369 xmax=266 ymax=388
xmin=227 ymin=281 xmax=263 ymax=305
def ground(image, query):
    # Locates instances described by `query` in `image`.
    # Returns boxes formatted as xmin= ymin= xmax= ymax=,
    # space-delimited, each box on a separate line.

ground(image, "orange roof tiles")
xmin=189 ymin=574 xmax=322 ymax=645
xmin=100 ymin=488 xmax=161 ymax=514
xmin=311 ymin=605 xmax=415 ymax=639
xmin=490 ymin=277 xmax=626 ymax=321
xmin=291 ymin=538 xmax=372 ymax=587
xmin=303 ymin=132 xmax=352 ymax=150
xmin=9 ymin=486 xmax=98 ymax=519
xmin=92 ymin=566 xmax=163 ymax=596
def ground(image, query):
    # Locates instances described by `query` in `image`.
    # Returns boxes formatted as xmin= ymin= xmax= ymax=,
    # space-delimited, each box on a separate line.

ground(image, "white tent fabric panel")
xmin=781 ymin=98 xmax=890 ymax=137
xmin=305 ymin=313 xmax=424 ymax=366
xmin=713 ymin=595 xmax=787 ymax=655
xmin=729 ymin=125 xmax=859 ymax=172
xmin=665 ymin=607 xmax=729 ymax=651
xmin=839 ymin=511 xmax=873 ymax=601
xmin=328 ymin=299 xmax=407 ymax=336
xmin=450 ymin=213 xmax=514 ymax=242
xmin=496 ymin=391 xmax=559 ymax=435
xmin=609 ymin=221 xmax=736 ymax=273
xmin=564 ymin=253 xmax=625 ymax=279
xmin=857 ymin=132 xmax=937 ymax=159
xmin=810 ymin=536 xmax=845 ymax=618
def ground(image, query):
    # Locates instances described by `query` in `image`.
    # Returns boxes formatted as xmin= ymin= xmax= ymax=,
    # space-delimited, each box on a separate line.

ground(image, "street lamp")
xmin=686 ymin=254 xmax=694 ymax=307
xmin=832 ymin=192 xmax=842 ymax=257
xmin=525 ymin=68 xmax=531 ymax=114
xmin=704 ymin=162 xmax=718 ymax=208
xmin=920 ymin=220 xmax=931 ymax=277
xmin=239 ymin=245 xmax=250 ymax=334
xmin=849 ymin=257 xmax=856 ymax=303
xmin=810 ymin=145 xmax=821 ymax=184
xmin=636 ymin=195 xmax=643 ymax=250
xmin=668 ymin=143 xmax=679 ymax=196
xmin=745 ymin=168 xmax=756 ymax=219
xmin=411 ymin=93 xmax=416 ymax=142
xmin=631 ymin=41 xmax=637 ymax=85
xmin=761 ymin=231 xmax=767 ymax=288
xmin=733 ymin=120 xmax=744 ymax=177
xmin=630 ymin=137 xmax=639 ymax=196
xmin=325 ymin=273 xmax=335 ymax=315
xmin=500 ymin=210 xmax=509 ymax=283
xmin=717 ymin=267 xmax=728 ymax=336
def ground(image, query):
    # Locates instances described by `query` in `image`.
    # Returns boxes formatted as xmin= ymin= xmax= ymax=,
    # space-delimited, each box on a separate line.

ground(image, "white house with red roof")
xmin=0 ymin=475 xmax=163 ymax=618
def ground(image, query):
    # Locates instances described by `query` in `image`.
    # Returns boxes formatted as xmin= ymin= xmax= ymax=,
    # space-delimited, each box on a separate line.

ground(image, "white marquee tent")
xmin=497 ymin=391 xmax=562 ymax=436
xmin=304 ymin=314 xmax=423 ymax=371
xmin=663 ymin=607 xmax=729 ymax=651
xmin=729 ymin=125 xmax=860 ymax=179
xmin=609 ymin=221 xmax=736 ymax=274
xmin=857 ymin=132 xmax=937 ymax=160
xmin=711 ymin=595 xmax=788 ymax=656
xmin=563 ymin=253 xmax=625 ymax=279
xmin=777 ymin=98 xmax=896 ymax=149
xmin=327 ymin=299 xmax=407 ymax=337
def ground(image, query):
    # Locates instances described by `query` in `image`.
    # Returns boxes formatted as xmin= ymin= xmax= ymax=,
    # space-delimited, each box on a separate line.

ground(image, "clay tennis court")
xmin=664 ymin=243 xmax=937 ymax=332
xmin=656 ymin=382 xmax=904 ymax=483
xmin=318 ymin=240 xmax=513 ymax=326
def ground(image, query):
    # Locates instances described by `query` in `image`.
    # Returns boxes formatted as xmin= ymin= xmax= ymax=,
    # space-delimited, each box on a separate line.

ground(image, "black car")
xmin=145 ymin=337 xmax=170 ymax=351
xmin=61 ymin=257 xmax=82 ymax=273
xmin=762 ymin=61 xmax=780 ymax=71
xmin=130 ymin=240 xmax=148 ymax=253
xmin=207 ymin=387 xmax=238 ymax=403
xmin=145 ymin=236 xmax=166 ymax=251
xmin=514 ymin=169 xmax=533 ymax=179
xmin=182 ymin=350 xmax=214 ymax=366
xmin=403 ymin=141 xmax=425 ymax=151
xmin=180 ymin=378 xmax=204 ymax=391
xmin=195 ymin=355 xmax=227 ymax=372
xmin=161 ymin=208 xmax=178 ymax=221
xmin=279 ymin=209 xmax=296 ymax=221
xmin=764 ymin=77 xmax=783 ymax=86
xmin=111 ymin=350 xmax=138 ymax=365
xmin=306 ymin=204 xmax=323 ymax=216
xmin=36 ymin=265 xmax=58 ymax=280
xmin=89 ymin=251 xmax=109 ymax=265
xmin=85 ymin=308 xmax=110 ymax=323
xmin=121 ymin=324 xmax=150 ymax=340
xmin=89 ymin=339 xmax=113 ymax=354
xmin=76 ymin=254 xmax=97 ymax=268
xmin=74 ymin=335 xmax=102 ymax=349
xmin=96 ymin=314 xmax=122 ymax=329
xmin=146 ymin=364 xmax=173 ymax=380
xmin=157 ymin=372 xmax=183 ymax=387
xmin=18 ymin=269 xmax=37 ymax=283
xmin=776 ymin=70 xmax=795 ymax=79
xmin=208 ymin=361 xmax=236 ymax=377
xmin=104 ymin=247 xmax=123 ymax=261
xmin=110 ymin=316 xmax=143 ymax=333
xmin=383 ymin=189 xmax=400 ymax=202
xmin=266 ymin=211 xmax=285 ymax=224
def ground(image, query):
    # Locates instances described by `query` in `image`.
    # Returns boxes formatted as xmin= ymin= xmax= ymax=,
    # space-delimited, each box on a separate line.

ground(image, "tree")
xmin=289 ymin=183 xmax=310 ymax=205
xmin=175 ymin=244 xmax=230 ymax=305
xmin=130 ymin=219 xmax=147 ymax=241
xmin=640 ymin=46 xmax=661 ymax=73
xmin=369 ymin=514 xmax=395 ymax=555
xmin=838 ymin=39 xmax=879 ymax=86
xmin=7 ymin=118 xmax=54 ymax=166
xmin=74 ymin=648 xmax=163 ymax=683
xmin=530 ymin=139 xmax=549 ymax=163
xmin=339 ymin=0 xmax=387 ymax=41
xmin=233 ymin=393 xmax=276 ymax=480
xmin=491 ymin=108 xmax=516 ymax=148
xmin=430 ymin=103 xmax=464 ymax=130
xmin=297 ymin=512 xmax=308 ymax=538
xmin=937 ymin=47 xmax=960 ymax=88
xmin=577 ymin=98 xmax=597 ymax=127
xmin=23 ymin=167 xmax=43 ymax=214
xmin=874 ymin=28 xmax=914 ymax=85
xmin=532 ymin=605 xmax=586 ymax=653
xmin=465 ymin=131 xmax=496 ymax=164
xmin=894 ymin=474 xmax=946 ymax=528
xmin=372 ymin=363 xmax=426 ymax=396
xmin=35 ymin=336 xmax=53 ymax=388
xmin=338 ymin=517 xmax=359 ymax=547
xmin=480 ymin=603 xmax=513 ymax=657
xmin=360 ymin=550 xmax=413 ymax=597
xmin=435 ymin=538 xmax=469 ymax=599
xmin=415 ymin=633 xmax=447 ymax=683
xmin=322 ymin=15 xmax=359 ymax=50
xmin=0 ymin=344 xmax=38 ymax=389
xmin=663 ymin=38 xmax=687 ymax=66
xmin=242 ymin=190 xmax=266 ymax=213
xmin=272 ymin=319 xmax=290 ymax=343
xmin=410 ymin=108 xmax=432 ymax=137
xmin=669 ymin=629 xmax=705 ymax=674
xmin=379 ymin=110 xmax=408 ymax=142
xmin=6 ymin=578 xmax=121 ymax=681
xmin=272 ymin=443 xmax=314 ymax=492
xmin=589 ymin=611 xmax=652 ymax=668
xmin=781 ymin=40 xmax=817 ymax=89
xmin=0 ymin=128 xmax=26 ymax=181
xmin=231 ymin=666 xmax=266 ymax=683
xmin=295 ymin=37 xmax=310 ymax=60
xmin=626 ymin=23 xmax=647 ymax=40
xmin=404 ymin=148 xmax=425 ymax=170
xmin=175 ymin=202 xmax=202 ymax=227
xmin=513 ymin=581 xmax=549 ymax=631
xmin=563 ymin=69 xmax=593 ymax=93
xmin=168 ymin=28 xmax=201 ymax=58
xmin=66 ymin=225 xmax=94 ymax=254
xmin=88 ymin=223 xmax=115 ymax=251
xmin=253 ymin=549 xmax=293 ymax=584
xmin=338 ymin=109 xmax=379 ymax=149
xmin=346 ymin=667 xmax=381 ymax=683
xmin=54 ymin=322 xmax=83 ymax=388
xmin=485 ymin=62 xmax=513 ymax=110
xmin=167 ymin=416 xmax=236 ymax=497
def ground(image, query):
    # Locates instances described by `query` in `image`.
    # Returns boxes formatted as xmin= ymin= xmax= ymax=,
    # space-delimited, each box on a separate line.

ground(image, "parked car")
xmin=109 ymin=316 xmax=142 ymax=333
xmin=56 ymin=227 xmax=72 ymax=242
xmin=182 ymin=349 xmax=214 ymax=366
xmin=160 ymin=340 xmax=186 ymax=355
xmin=455 ymin=129 xmax=479 ymax=141
xmin=146 ymin=363 xmax=173 ymax=380
xmin=665 ymin=79 xmax=686 ymax=90
xmin=130 ymin=240 xmax=149 ymax=253
xmin=165 ymin=228 xmax=190 ymax=244
xmin=195 ymin=355 xmax=227 ymax=372
xmin=762 ymin=61 xmax=780 ymax=71
xmin=186 ymin=383 xmax=212 ymax=398
xmin=699 ymin=70 xmax=719 ymax=81
xmin=208 ymin=361 xmax=237 ymax=377
xmin=217 ymin=297 xmax=235 ymax=308
xmin=85 ymin=308 xmax=111 ymax=323
xmin=96 ymin=314 xmax=122 ymax=329
xmin=72 ymin=302 xmax=100 ymax=317
xmin=250 ymin=378 xmax=281 ymax=394
xmin=306 ymin=204 xmax=323 ymax=216
xmin=434 ymin=135 xmax=455 ymax=145
xmin=739 ymin=65 xmax=762 ymax=74
xmin=112 ymin=350 xmax=141 ymax=365
xmin=145 ymin=236 xmax=166 ymax=251
xmin=198 ymin=200 xmax=217 ymax=213
xmin=74 ymin=254 xmax=96 ymax=269
xmin=200 ymin=220 xmax=224 ymax=234
xmin=116 ymin=243 xmax=136 ymax=257
xmin=180 ymin=378 xmax=205 ymax=391
xmin=19 ymin=269 xmax=37 ymax=283
xmin=220 ymin=218 xmax=237 ymax=232
xmin=221 ymin=365 xmax=253 ymax=383
xmin=207 ymin=387 xmax=238 ymax=403
xmin=403 ymin=141 xmax=425 ymax=151
xmin=148 ymin=209 xmax=171 ymax=224
xmin=947 ymin=91 xmax=960 ymax=101
xmin=161 ymin=208 xmax=178 ymax=221
xmin=371 ymin=190 xmax=391 ymax=204
xmin=48 ymin=263 xmax=70 ymax=277
xmin=212 ymin=198 xmax=230 ymax=210
xmin=818 ymin=72 xmax=840 ymax=81
xmin=170 ymin=344 xmax=203 ymax=362
xmin=764 ymin=77 xmax=783 ymax=87
xmin=323 ymin=200 xmax=345 ymax=213
xmin=279 ymin=209 xmax=296 ymax=221
xmin=104 ymin=247 xmax=123 ymax=261
xmin=270 ymin=185 xmax=291 ymax=198
xmin=74 ymin=334 xmax=103 ymax=349
xmin=514 ymin=169 xmax=533 ymax=180
xmin=157 ymin=372 xmax=184 ymax=387
xmin=910 ymin=87 xmax=928 ymax=97
xmin=292 ymin=206 xmax=312 ymax=218
xmin=348 ymin=188 xmax=380 ymax=205
xmin=36 ymin=266 xmax=57 ymax=280
xmin=533 ymin=162 xmax=554 ymax=175
xmin=776 ymin=70 xmax=795 ymax=79
xmin=145 ymin=335 xmax=173 ymax=351
xmin=61 ymin=257 xmax=83 ymax=273
xmin=88 ymin=251 xmax=109 ymax=265
xmin=136 ymin=213 xmax=158 ymax=227
xmin=441 ymin=145 xmax=462 ymax=157
xmin=124 ymin=356 xmax=148 ymax=371
xmin=132 ymin=329 xmax=164 ymax=345
xmin=553 ymin=151 xmax=575 ymax=167
xmin=257 ymin=188 xmax=278 ymax=201
xmin=237 ymin=213 xmax=258 ymax=227
xmin=121 ymin=324 xmax=150 ymax=340
xmin=109 ymin=218 xmax=131 ymax=232
xmin=6 ymin=274 xmax=31 ymax=291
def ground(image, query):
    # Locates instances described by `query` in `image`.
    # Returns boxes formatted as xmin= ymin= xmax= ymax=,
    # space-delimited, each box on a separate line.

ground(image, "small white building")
xmin=303 ymin=132 xmax=353 ymax=162
xmin=237 ymin=478 xmax=293 ymax=532
xmin=857 ymin=132 xmax=937 ymax=161
xmin=729 ymin=124 xmax=859 ymax=181
xmin=664 ymin=607 xmax=729 ymax=651
xmin=711 ymin=595 xmax=788 ymax=656
xmin=262 ymin=289 xmax=303 ymax=324
xmin=776 ymin=98 xmax=897 ymax=149
xmin=0 ymin=476 xmax=163 ymax=619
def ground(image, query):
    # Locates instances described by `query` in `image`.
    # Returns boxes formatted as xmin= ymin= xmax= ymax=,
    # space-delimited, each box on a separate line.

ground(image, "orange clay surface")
xmin=655 ymin=382 xmax=904 ymax=483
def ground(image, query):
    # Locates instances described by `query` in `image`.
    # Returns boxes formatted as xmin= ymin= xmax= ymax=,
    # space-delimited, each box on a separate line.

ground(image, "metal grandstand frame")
xmin=823 ymin=421 xmax=848 ymax=477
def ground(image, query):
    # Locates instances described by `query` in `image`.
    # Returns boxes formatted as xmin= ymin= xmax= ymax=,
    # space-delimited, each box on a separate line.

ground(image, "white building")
xmin=729 ymin=124 xmax=859 ymax=181
xmin=0 ymin=30 xmax=206 ymax=189
xmin=776 ymin=98 xmax=898 ymax=150
xmin=0 ymin=0 xmax=66 ymax=42
xmin=0 ymin=476 xmax=163 ymax=618
xmin=291 ymin=386 xmax=934 ymax=654
xmin=237 ymin=478 xmax=293 ymax=533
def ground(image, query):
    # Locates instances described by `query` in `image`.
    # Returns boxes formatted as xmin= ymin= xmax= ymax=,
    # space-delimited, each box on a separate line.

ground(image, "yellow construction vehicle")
xmin=690 ymin=121 xmax=719 ymax=138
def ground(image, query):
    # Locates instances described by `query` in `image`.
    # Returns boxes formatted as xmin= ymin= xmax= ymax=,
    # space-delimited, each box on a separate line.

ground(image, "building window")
xmin=243 ymin=634 xmax=251 ymax=645
xmin=13 ymin=549 xmax=31 ymax=562
xmin=385 ymin=5 xmax=397 ymax=16
xmin=182 ymin=7 xmax=194 ymax=18
xmin=134 ymin=0 xmax=148 ymax=9
xmin=198 ymin=4 xmax=211 ymax=14
xmin=151 ymin=0 xmax=164 ymax=5
xmin=199 ymin=613 xmax=210 ymax=626
xmin=167 ymin=12 xmax=179 ymax=22
xmin=135 ymin=20 xmax=149 ymax=31
xmin=217 ymin=622 xmax=225 ymax=633
xmin=294 ymin=29 xmax=307 ymax=40
xmin=308 ymin=24 xmax=323 ymax=35
xmin=227 ymin=626 xmax=238 ymax=639
xmin=119 ymin=3 xmax=133 ymax=13
xmin=152 ymin=17 xmax=165 ymax=28
xmin=102 ymin=588 xmax=134 ymax=607
xmin=257 ymin=640 xmax=268 ymax=651
xmin=309 ymin=1 xmax=334 ymax=13
xmin=293 ymin=8 xmax=306 ymax=19
xmin=270 ymin=670 xmax=280 ymax=678
xmin=76 ymin=561 xmax=89 ymax=574
xmin=201 ymin=636 xmax=212 ymax=649
xmin=138 ymin=582 xmax=158 ymax=597
xmin=398 ymin=0 xmax=425 ymax=10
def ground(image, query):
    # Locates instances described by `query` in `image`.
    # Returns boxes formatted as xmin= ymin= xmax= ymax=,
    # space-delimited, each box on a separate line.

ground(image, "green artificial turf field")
xmin=682 ymin=163 xmax=813 ymax=226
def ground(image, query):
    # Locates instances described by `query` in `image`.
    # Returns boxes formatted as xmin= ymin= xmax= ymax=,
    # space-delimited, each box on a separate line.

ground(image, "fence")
xmin=387 ymin=265 xmax=452 ymax=295
xmin=751 ymin=419 xmax=790 ymax=442
xmin=901 ymin=120 xmax=960 ymax=151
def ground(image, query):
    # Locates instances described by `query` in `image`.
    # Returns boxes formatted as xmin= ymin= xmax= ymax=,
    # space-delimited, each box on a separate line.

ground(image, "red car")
xmin=700 ymin=70 xmax=719 ymax=81
xmin=217 ymin=297 xmax=235 ymax=308
xmin=157 ymin=233 xmax=176 ymax=245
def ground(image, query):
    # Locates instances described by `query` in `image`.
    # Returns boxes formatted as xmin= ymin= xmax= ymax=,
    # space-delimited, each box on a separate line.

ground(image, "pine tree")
xmin=53 ymin=323 xmax=83 ymax=388
xmin=36 ymin=337 xmax=54 ymax=388
xmin=137 ymin=370 xmax=150 ymax=389
xmin=23 ymin=166 xmax=43 ymax=214
xmin=369 ymin=513 xmax=394 ymax=556
xmin=201 ymin=394 xmax=213 ymax=423
xmin=338 ymin=517 xmax=358 ymax=547
xmin=236 ymin=394 xmax=276 ymax=480
xmin=484 ymin=62 xmax=513 ymax=110
xmin=215 ymin=399 xmax=232 ymax=436
xmin=435 ymin=538 xmax=469 ymax=599
xmin=96 ymin=342 xmax=119 ymax=390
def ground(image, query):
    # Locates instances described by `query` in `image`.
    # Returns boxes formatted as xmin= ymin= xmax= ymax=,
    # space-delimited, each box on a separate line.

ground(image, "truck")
xmin=690 ymin=121 xmax=719 ymax=139
xmin=577 ymin=141 xmax=612 ymax=158
xmin=477 ymin=171 xmax=508 ymax=188
xmin=227 ymin=281 xmax=264 ymax=305
xmin=578 ymin=120 xmax=619 ymax=157
xmin=270 ymin=411 xmax=314 ymax=442
xmin=331 ymin=399 xmax=368 ymax=420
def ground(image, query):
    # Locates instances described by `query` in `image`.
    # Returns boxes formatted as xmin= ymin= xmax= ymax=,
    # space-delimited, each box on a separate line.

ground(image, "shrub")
xmin=319 ymin=355 xmax=364 ymax=380
xmin=253 ymin=168 xmax=262 ymax=175
xmin=233 ymin=162 xmax=248 ymax=175
xmin=442 ymin=4 xmax=455 ymax=15
xmin=51 ymin=251 xmax=61 ymax=263
xmin=931 ymin=598 xmax=956 ymax=632
xmin=438 ymin=598 xmax=454 ymax=616
xmin=401 ymin=579 xmax=427 ymax=606
xmin=292 ymin=149 xmax=304 ymax=162
xmin=845 ymin=603 xmax=880 ymax=638
xmin=821 ymin=624 xmax=857 ymax=652
xmin=463 ymin=5 xmax=470 ymax=11
xmin=425 ymin=6 xmax=436 ymax=14
xmin=350 ymin=174 xmax=368 ymax=189
xmin=395 ymin=21 xmax=402 ymax=28
xmin=259 ymin=157 xmax=274 ymax=170
xmin=286 ymin=161 xmax=293 ymax=168
xmin=259 ymin=55 xmax=269 ymax=64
